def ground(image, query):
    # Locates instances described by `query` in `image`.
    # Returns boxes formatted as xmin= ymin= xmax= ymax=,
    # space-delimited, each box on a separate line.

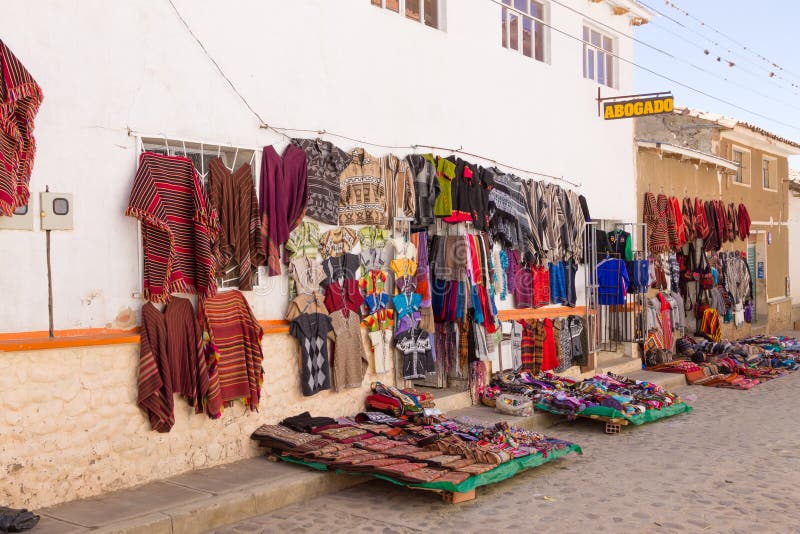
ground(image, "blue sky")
xmin=631 ymin=0 xmax=800 ymax=167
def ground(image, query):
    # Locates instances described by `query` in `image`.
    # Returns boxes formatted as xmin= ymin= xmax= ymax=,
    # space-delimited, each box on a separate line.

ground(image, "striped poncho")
xmin=208 ymin=157 xmax=265 ymax=290
xmin=138 ymin=297 xmax=208 ymax=433
xmin=0 ymin=40 xmax=44 ymax=216
xmin=199 ymin=290 xmax=264 ymax=417
xmin=126 ymin=152 xmax=218 ymax=302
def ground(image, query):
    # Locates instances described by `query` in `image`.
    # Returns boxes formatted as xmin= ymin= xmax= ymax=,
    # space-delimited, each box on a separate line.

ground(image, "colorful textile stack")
xmin=126 ymin=152 xmax=218 ymax=302
xmin=0 ymin=40 xmax=43 ymax=216
xmin=199 ymin=290 xmax=264 ymax=417
xmin=648 ymin=335 xmax=800 ymax=390
xmin=489 ymin=370 xmax=691 ymax=424
xmin=250 ymin=408 xmax=580 ymax=493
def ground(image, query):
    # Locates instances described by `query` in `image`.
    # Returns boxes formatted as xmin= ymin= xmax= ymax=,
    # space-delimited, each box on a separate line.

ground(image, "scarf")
xmin=0 ymin=40 xmax=44 ymax=216
xmin=260 ymin=144 xmax=308 ymax=276
xmin=665 ymin=194 xmax=680 ymax=249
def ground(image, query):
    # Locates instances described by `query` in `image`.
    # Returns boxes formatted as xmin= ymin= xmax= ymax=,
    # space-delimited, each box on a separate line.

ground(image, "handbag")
xmin=695 ymin=247 xmax=714 ymax=289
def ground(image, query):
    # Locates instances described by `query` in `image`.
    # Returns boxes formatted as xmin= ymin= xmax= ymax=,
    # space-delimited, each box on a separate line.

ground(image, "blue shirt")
xmin=597 ymin=258 xmax=629 ymax=305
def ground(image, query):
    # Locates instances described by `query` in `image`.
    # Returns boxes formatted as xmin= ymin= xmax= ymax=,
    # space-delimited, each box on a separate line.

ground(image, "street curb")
xmin=86 ymin=469 xmax=367 ymax=534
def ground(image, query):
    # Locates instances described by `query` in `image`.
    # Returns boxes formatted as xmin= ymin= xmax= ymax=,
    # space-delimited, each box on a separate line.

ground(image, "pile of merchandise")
xmin=250 ymin=390 xmax=581 ymax=494
xmin=486 ymin=371 xmax=692 ymax=425
xmin=647 ymin=335 xmax=800 ymax=390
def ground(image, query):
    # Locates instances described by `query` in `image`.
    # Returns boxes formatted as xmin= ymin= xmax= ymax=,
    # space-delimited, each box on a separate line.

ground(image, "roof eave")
xmin=636 ymin=139 xmax=739 ymax=171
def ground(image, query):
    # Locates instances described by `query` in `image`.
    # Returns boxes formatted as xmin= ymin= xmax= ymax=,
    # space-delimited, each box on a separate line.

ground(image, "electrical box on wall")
xmin=0 ymin=201 xmax=36 ymax=230
xmin=40 ymin=192 xmax=74 ymax=230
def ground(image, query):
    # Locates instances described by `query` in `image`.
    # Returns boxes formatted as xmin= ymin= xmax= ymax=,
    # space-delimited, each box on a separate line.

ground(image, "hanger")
xmin=163 ymin=136 xmax=170 ymax=155
xmin=225 ymin=147 xmax=239 ymax=172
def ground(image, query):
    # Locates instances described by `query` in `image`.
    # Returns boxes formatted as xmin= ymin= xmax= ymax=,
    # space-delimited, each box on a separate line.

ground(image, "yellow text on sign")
xmin=603 ymin=96 xmax=674 ymax=120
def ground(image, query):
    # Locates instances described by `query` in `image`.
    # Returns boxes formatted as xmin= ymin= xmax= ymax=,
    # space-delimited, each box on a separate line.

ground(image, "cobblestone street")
xmin=212 ymin=373 xmax=800 ymax=534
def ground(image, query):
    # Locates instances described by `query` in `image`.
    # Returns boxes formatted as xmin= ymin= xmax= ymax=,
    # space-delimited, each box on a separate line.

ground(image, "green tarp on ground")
xmin=279 ymin=443 xmax=582 ymax=493
xmin=535 ymin=402 xmax=693 ymax=425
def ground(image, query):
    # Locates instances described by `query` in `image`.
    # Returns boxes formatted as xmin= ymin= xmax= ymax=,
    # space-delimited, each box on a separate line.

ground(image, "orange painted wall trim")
xmin=0 ymin=320 xmax=291 ymax=353
xmin=497 ymin=306 xmax=588 ymax=321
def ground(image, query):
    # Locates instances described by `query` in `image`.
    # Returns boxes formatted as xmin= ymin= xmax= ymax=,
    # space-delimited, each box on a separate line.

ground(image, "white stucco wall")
xmin=0 ymin=0 xmax=638 ymax=332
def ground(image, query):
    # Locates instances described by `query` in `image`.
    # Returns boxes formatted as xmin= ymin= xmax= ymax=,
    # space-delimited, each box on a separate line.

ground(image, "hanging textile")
xmin=597 ymin=258 xmax=629 ymax=305
xmin=519 ymin=319 xmax=537 ymax=372
xmin=291 ymin=138 xmax=351 ymax=225
xmin=406 ymin=154 xmax=439 ymax=228
xmin=138 ymin=297 xmax=207 ymax=432
xmin=126 ymin=152 xmax=218 ymax=302
xmin=737 ymin=203 xmax=751 ymax=240
xmin=541 ymin=318 xmax=559 ymax=372
xmin=319 ymin=227 xmax=358 ymax=259
xmin=643 ymin=192 xmax=669 ymax=254
xmin=681 ymin=197 xmax=696 ymax=243
xmin=338 ymin=147 xmax=388 ymax=226
xmin=668 ymin=196 xmax=685 ymax=249
xmin=259 ymin=144 xmax=308 ymax=276
xmin=383 ymin=154 xmax=415 ymax=225
xmin=200 ymin=290 xmax=264 ymax=417
xmin=208 ymin=158 xmax=265 ymax=289
xmin=0 ymin=40 xmax=44 ymax=216
xmin=290 ymin=311 xmax=333 ymax=396
xmin=329 ymin=310 xmax=369 ymax=390
xmin=694 ymin=197 xmax=710 ymax=239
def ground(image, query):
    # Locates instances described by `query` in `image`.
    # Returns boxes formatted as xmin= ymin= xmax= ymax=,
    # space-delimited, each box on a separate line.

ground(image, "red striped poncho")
xmin=0 ymin=40 xmax=43 ymax=216
xmin=138 ymin=297 xmax=209 ymax=432
xmin=126 ymin=152 xmax=218 ymax=302
xmin=199 ymin=290 xmax=264 ymax=417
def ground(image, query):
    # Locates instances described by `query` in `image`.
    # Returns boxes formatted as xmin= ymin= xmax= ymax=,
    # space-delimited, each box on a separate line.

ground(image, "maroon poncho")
xmin=138 ymin=297 xmax=208 ymax=432
xmin=260 ymin=144 xmax=308 ymax=276
xmin=208 ymin=158 xmax=265 ymax=290
xmin=126 ymin=152 xmax=218 ymax=302
xmin=0 ymin=40 xmax=43 ymax=216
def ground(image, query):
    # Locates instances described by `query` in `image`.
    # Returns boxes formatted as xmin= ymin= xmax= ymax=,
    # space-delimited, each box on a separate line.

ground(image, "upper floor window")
xmin=501 ymin=0 xmax=547 ymax=62
xmin=371 ymin=0 xmax=443 ymax=30
xmin=762 ymin=156 xmax=777 ymax=190
xmin=732 ymin=147 xmax=751 ymax=185
xmin=583 ymin=25 xmax=616 ymax=88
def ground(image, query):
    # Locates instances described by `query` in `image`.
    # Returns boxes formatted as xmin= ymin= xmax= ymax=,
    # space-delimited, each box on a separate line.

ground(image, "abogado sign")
xmin=596 ymin=90 xmax=674 ymax=120
xmin=603 ymin=95 xmax=674 ymax=120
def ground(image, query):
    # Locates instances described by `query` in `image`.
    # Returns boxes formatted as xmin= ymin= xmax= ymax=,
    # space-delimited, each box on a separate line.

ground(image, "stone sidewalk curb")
xmin=38 ymin=465 xmax=367 ymax=534
xmin=37 ymin=369 xmax=687 ymax=534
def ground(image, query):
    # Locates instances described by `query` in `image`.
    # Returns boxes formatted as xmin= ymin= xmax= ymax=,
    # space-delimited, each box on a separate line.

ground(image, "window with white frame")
xmin=583 ymin=25 xmax=615 ymax=88
xmin=731 ymin=147 xmax=751 ymax=185
xmin=762 ymin=156 xmax=777 ymax=190
xmin=501 ymin=0 xmax=547 ymax=62
xmin=371 ymin=0 xmax=444 ymax=30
